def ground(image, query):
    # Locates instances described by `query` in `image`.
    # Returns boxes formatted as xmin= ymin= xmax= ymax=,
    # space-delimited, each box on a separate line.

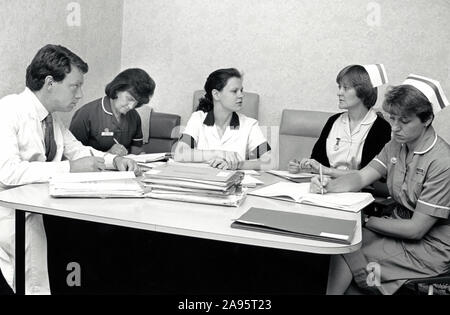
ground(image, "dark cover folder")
xmin=231 ymin=207 xmax=357 ymax=244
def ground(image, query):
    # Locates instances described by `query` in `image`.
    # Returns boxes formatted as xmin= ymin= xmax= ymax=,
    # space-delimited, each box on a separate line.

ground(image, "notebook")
xmin=231 ymin=207 xmax=357 ymax=244
xmin=249 ymin=182 xmax=374 ymax=213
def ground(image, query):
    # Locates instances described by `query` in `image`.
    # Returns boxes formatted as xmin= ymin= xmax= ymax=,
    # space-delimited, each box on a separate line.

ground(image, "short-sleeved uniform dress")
xmin=343 ymin=127 xmax=450 ymax=294
xmin=70 ymin=96 xmax=143 ymax=152
xmin=180 ymin=110 xmax=271 ymax=159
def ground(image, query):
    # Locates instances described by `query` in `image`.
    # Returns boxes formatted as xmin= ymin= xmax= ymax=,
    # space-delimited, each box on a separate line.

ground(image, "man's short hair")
xmin=26 ymin=44 xmax=89 ymax=91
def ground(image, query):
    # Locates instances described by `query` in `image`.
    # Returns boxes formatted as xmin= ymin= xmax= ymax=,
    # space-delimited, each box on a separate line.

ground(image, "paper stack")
xmin=49 ymin=172 xmax=145 ymax=198
xmin=142 ymin=164 xmax=246 ymax=206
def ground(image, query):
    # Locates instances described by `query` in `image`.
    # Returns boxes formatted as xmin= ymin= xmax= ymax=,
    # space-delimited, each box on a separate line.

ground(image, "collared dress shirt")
xmin=0 ymin=88 xmax=116 ymax=294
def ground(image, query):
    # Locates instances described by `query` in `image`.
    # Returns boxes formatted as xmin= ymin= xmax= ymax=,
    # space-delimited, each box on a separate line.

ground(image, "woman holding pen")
xmin=289 ymin=64 xmax=391 ymax=178
xmin=310 ymin=77 xmax=450 ymax=295
xmin=70 ymin=68 xmax=156 ymax=156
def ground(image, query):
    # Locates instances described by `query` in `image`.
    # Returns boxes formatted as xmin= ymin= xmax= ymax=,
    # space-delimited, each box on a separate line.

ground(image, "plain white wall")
xmin=121 ymin=0 xmax=450 ymax=128
xmin=0 ymin=0 xmax=124 ymax=126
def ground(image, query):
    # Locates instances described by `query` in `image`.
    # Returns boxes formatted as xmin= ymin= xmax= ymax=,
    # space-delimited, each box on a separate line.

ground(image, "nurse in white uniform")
xmin=174 ymin=68 xmax=271 ymax=170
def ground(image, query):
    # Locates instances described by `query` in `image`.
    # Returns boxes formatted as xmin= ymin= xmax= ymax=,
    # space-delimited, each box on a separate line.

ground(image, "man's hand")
xmin=113 ymin=156 xmax=141 ymax=175
xmin=69 ymin=156 xmax=106 ymax=172
xmin=108 ymin=144 xmax=128 ymax=156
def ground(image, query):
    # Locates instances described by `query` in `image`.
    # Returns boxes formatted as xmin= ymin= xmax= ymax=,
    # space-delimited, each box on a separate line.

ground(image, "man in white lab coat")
xmin=0 ymin=44 xmax=138 ymax=294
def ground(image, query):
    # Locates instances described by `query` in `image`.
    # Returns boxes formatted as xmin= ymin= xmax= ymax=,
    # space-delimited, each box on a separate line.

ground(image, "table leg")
xmin=15 ymin=209 xmax=25 ymax=295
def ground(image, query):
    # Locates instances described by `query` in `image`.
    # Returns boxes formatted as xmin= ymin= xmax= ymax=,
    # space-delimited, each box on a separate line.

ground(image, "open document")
xmin=249 ymin=182 xmax=374 ymax=213
xmin=232 ymin=207 xmax=357 ymax=244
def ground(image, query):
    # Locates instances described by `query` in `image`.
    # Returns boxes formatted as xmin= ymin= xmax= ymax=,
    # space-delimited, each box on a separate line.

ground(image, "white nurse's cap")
xmin=402 ymin=74 xmax=449 ymax=114
xmin=362 ymin=64 xmax=389 ymax=88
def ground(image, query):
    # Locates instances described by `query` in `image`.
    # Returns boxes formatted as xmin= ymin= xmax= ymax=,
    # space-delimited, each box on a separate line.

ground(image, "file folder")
xmin=231 ymin=207 xmax=357 ymax=244
xmin=145 ymin=164 xmax=242 ymax=183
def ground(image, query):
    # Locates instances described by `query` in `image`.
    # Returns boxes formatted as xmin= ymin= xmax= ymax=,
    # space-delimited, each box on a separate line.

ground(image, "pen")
xmin=113 ymin=138 xmax=120 ymax=145
xmin=319 ymin=164 xmax=324 ymax=195
xmin=89 ymin=149 xmax=95 ymax=157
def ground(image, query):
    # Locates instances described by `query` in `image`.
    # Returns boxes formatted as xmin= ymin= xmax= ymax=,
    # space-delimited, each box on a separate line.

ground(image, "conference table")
xmin=0 ymin=173 xmax=362 ymax=295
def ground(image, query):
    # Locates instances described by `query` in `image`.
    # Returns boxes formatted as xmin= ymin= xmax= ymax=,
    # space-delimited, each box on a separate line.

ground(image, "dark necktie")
xmin=43 ymin=114 xmax=57 ymax=161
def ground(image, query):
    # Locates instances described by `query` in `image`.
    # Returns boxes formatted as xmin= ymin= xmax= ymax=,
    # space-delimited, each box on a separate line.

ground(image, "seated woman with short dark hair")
xmin=289 ymin=64 xmax=391 ymax=177
xmin=70 ymin=68 xmax=155 ymax=156
xmin=310 ymin=76 xmax=450 ymax=295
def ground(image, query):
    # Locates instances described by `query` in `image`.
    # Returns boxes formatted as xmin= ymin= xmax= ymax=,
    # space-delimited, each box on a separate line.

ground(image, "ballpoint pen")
xmin=113 ymin=138 xmax=120 ymax=145
xmin=319 ymin=164 xmax=324 ymax=195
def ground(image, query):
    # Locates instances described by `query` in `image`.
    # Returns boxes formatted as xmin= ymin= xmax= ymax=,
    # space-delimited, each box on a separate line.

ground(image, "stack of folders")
xmin=142 ymin=164 xmax=246 ymax=206
xmin=249 ymin=182 xmax=374 ymax=213
xmin=232 ymin=207 xmax=357 ymax=244
xmin=49 ymin=172 xmax=145 ymax=198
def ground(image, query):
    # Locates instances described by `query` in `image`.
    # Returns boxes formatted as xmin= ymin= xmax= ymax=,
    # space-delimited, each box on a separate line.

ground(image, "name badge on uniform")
xmin=101 ymin=128 xmax=114 ymax=137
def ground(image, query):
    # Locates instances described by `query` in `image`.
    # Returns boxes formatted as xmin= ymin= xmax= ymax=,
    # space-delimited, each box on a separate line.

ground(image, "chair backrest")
xmin=434 ymin=106 xmax=450 ymax=145
xmin=141 ymin=111 xmax=181 ymax=153
xmin=192 ymin=90 xmax=259 ymax=120
xmin=278 ymin=109 xmax=334 ymax=170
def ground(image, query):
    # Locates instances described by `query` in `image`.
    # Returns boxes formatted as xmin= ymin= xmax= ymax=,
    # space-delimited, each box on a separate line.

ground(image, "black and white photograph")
xmin=0 ymin=0 xmax=449 ymax=302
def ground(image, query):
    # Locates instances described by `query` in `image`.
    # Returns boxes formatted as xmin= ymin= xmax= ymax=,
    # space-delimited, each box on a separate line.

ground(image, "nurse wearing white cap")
xmin=289 ymin=64 xmax=391 ymax=178
xmin=311 ymin=76 xmax=450 ymax=295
